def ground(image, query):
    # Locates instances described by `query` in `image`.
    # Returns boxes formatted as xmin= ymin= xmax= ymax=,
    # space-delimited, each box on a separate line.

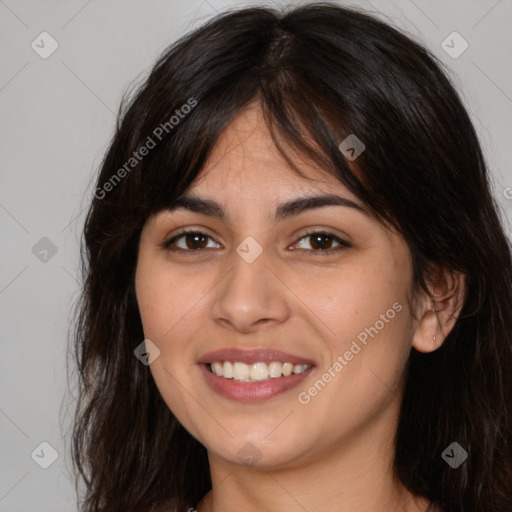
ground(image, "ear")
xmin=411 ymin=265 xmax=466 ymax=353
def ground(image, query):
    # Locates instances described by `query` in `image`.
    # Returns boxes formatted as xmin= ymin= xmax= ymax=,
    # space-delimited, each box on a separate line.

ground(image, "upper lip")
xmin=197 ymin=348 xmax=316 ymax=366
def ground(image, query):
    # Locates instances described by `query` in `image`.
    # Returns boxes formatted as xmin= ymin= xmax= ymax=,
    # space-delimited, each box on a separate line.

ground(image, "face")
xmin=135 ymin=102 xmax=418 ymax=470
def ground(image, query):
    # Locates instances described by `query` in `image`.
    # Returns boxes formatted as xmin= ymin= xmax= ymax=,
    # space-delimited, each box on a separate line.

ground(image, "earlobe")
xmin=411 ymin=268 xmax=466 ymax=354
xmin=412 ymin=309 xmax=444 ymax=353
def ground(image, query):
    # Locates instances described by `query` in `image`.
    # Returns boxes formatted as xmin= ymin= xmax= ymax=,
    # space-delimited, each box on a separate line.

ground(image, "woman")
xmin=71 ymin=3 xmax=512 ymax=511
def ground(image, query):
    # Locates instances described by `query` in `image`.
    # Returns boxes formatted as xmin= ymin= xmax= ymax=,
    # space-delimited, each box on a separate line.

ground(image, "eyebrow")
xmin=166 ymin=193 xmax=368 ymax=222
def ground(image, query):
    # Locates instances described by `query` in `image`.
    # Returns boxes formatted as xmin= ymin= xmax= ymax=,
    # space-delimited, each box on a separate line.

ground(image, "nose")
xmin=210 ymin=246 xmax=291 ymax=334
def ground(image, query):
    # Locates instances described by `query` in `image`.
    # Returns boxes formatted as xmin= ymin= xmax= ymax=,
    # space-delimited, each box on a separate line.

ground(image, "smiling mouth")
xmin=208 ymin=361 xmax=312 ymax=382
xmin=198 ymin=348 xmax=316 ymax=401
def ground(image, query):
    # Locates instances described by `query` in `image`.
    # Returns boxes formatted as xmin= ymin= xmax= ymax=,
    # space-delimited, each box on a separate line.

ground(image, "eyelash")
xmin=162 ymin=229 xmax=351 ymax=255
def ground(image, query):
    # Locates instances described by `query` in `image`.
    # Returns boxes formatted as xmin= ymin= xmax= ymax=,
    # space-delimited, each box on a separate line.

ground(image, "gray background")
xmin=1 ymin=0 xmax=511 ymax=510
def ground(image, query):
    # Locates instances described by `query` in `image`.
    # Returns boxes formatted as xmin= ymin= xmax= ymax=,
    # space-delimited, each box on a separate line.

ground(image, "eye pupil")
xmin=311 ymin=234 xmax=332 ymax=250
xmin=186 ymin=233 xmax=208 ymax=249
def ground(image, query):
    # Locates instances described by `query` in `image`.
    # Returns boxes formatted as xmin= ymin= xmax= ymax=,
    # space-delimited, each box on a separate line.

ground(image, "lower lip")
xmin=199 ymin=363 xmax=314 ymax=402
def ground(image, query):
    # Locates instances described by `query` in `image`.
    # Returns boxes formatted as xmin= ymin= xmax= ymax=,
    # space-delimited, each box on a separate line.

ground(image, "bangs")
xmin=137 ymin=91 xmax=375 ymax=222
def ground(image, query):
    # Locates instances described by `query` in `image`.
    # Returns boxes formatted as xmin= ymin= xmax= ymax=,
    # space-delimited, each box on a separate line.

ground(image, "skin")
xmin=135 ymin=102 xmax=464 ymax=512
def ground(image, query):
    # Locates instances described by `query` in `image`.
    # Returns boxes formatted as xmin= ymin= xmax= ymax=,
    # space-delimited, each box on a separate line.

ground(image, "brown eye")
xmin=294 ymin=231 xmax=350 ymax=253
xmin=162 ymin=230 xmax=349 ymax=254
xmin=163 ymin=231 xmax=220 ymax=251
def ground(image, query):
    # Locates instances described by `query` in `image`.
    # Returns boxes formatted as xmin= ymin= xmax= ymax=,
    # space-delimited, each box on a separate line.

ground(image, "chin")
xmin=203 ymin=430 xmax=310 ymax=470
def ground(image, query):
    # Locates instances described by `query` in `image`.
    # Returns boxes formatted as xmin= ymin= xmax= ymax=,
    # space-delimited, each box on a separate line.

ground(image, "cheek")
xmin=136 ymin=258 xmax=210 ymax=436
xmin=135 ymin=255 xmax=206 ymax=343
xmin=307 ymin=258 xmax=409 ymax=342
xmin=309 ymin=253 xmax=412 ymax=389
xmin=135 ymin=253 xmax=212 ymax=400
xmin=298 ymin=267 xmax=411 ymax=440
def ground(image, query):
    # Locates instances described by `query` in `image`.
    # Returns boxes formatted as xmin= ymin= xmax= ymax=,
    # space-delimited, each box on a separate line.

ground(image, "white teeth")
xmin=293 ymin=364 xmax=309 ymax=374
xmin=212 ymin=362 xmax=224 ymax=377
xmin=268 ymin=361 xmax=282 ymax=378
xmin=282 ymin=362 xmax=293 ymax=376
xmin=250 ymin=362 xmax=269 ymax=381
xmin=209 ymin=360 xmax=311 ymax=381
xmin=233 ymin=362 xmax=250 ymax=380
xmin=223 ymin=361 xmax=234 ymax=378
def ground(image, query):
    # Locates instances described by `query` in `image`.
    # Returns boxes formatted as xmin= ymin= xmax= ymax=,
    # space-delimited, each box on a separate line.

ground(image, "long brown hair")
xmin=70 ymin=4 xmax=512 ymax=511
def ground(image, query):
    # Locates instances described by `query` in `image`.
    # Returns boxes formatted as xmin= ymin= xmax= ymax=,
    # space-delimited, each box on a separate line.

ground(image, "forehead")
xmin=188 ymin=102 xmax=354 ymax=201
